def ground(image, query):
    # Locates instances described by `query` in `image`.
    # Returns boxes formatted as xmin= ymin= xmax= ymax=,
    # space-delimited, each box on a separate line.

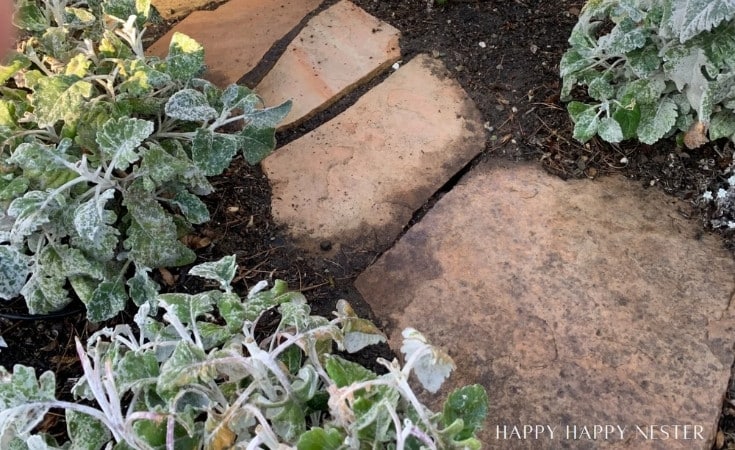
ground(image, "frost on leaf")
xmin=7 ymin=191 xmax=56 ymax=243
xmin=123 ymin=188 xmax=196 ymax=268
xmin=192 ymin=129 xmax=240 ymax=176
xmin=400 ymin=328 xmax=455 ymax=393
xmin=0 ymin=246 xmax=30 ymax=300
xmin=188 ymin=255 xmax=236 ymax=292
xmin=95 ymin=117 xmax=154 ymax=170
xmin=31 ymin=75 xmax=93 ymax=128
xmin=638 ymin=98 xmax=678 ymax=144
xmin=165 ymin=89 xmax=217 ymax=122
xmin=667 ymin=0 xmax=735 ymax=43
xmin=166 ymin=32 xmax=205 ymax=81
xmin=244 ymin=100 xmax=292 ymax=129
xmin=0 ymin=365 xmax=56 ymax=447
xmin=73 ymin=189 xmax=119 ymax=261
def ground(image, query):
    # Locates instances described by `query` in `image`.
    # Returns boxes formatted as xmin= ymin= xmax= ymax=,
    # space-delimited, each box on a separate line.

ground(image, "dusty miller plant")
xmin=0 ymin=0 xmax=290 ymax=321
xmin=0 ymin=256 xmax=488 ymax=449
xmin=560 ymin=0 xmax=735 ymax=148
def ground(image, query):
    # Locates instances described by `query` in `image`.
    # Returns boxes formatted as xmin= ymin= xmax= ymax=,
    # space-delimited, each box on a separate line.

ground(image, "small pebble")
xmin=479 ymin=41 xmax=486 ymax=48
xmin=392 ymin=62 xmax=400 ymax=70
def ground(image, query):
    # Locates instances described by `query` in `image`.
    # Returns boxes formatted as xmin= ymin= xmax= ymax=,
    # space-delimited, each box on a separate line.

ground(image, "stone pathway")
xmin=151 ymin=1 xmax=735 ymax=448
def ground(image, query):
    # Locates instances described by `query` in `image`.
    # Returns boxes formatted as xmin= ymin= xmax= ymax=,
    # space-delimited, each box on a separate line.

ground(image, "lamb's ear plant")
xmin=0 ymin=0 xmax=291 ymax=321
xmin=560 ymin=0 xmax=735 ymax=148
xmin=0 ymin=256 xmax=489 ymax=449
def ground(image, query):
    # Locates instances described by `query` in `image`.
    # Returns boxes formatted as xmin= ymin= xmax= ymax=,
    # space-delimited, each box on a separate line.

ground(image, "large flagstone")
xmin=355 ymin=160 xmax=735 ymax=449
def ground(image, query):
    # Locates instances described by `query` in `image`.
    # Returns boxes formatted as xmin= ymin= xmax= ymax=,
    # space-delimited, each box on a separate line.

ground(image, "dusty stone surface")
xmin=146 ymin=0 xmax=323 ymax=86
xmin=255 ymin=0 xmax=400 ymax=129
xmin=150 ymin=0 xmax=227 ymax=20
xmin=355 ymin=160 xmax=735 ymax=449
xmin=262 ymin=54 xmax=485 ymax=253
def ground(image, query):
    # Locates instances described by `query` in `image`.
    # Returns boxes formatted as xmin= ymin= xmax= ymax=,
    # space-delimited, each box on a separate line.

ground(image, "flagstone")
xmin=262 ymin=54 xmax=485 ymax=253
xmin=146 ymin=0 xmax=323 ymax=87
xmin=150 ymin=0 xmax=227 ymax=20
xmin=355 ymin=160 xmax=735 ymax=449
xmin=255 ymin=0 xmax=400 ymax=129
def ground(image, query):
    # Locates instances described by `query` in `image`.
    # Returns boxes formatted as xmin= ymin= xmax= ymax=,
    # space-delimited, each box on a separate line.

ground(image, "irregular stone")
xmin=146 ymin=0 xmax=323 ymax=87
xmin=355 ymin=160 xmax=735 ymax=449
xmin=150 ymin=0 xmax=227 ymax=20
xmin=255 ymin=0 xmax=400 ymax=129
xmin=262 ymin=54 xmax=485 ymax=253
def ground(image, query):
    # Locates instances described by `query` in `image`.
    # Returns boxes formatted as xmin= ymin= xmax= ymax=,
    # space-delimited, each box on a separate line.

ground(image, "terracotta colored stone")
xmin=355 ymin=160 xmax=735 ymax=449
xmin=255 ymin=0 xmax=400 ymax=129
xmin=146 ymin=0 xmax=323 ymax=87
xmin=150 ymin=0 xmax=227 ymax=20
xmin=262 ymin=54 xmax=485 ymax=253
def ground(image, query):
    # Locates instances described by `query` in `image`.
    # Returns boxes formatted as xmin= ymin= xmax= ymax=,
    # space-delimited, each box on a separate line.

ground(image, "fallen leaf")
xmin=684 ymin=121 xmax=708 ymax=149
xmin=159 ymin=267 xmax=176 ymax=286
xmin=182 ymin=234 xmax=212 ymax=249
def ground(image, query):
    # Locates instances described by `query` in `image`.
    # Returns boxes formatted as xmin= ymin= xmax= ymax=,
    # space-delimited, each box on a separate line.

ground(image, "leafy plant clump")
xmin=0 ymin=256 xmax=488 ymax=449
xmin=0 ymin=0 xmax=290 ymax=321
xmin=560 ymin=0 xmax=735 ymax=148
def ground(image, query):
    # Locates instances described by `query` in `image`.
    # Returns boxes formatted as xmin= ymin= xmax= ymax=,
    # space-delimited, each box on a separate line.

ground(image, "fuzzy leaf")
xmin=159 ymin=292 xmax=216 ymax=325
xmin=123 ymin=189 xmax=196 ymax=268
xmin=157 ymin=340 xmax=213 ymax=394
xmin=165 ymin=89 xmax=217 ymax=122
xmin=31 ymin=75 xmax=93 ymax=128
xmin=73 ymin=189 xmax=119 ymax=262
xmin=96 ymin=117 xmax=154 ymax=170
xmin=7 ymin=191 xmax=56 ymax=242
xmin=612 ymin=105 xmax=641 ymax=140
xmin=0 ymin=366 xmax=55 ymax=447
xmin=571 ymin=106 xmax=599 ymax=143
xmin=296 ymin=428 xmax=344 ymax=450
xmin=710 ymin=111 xmax=735 ymax=140
xmin=0 ymin=54 xmax=31 ymax=85
xmin=598 ymin=116 xmax=624 ymax=143
xmin=166 ymin=33 xmax=205 ymax=81
xmin=65 ymin=409 xmax=111 ymax=450
xmin=0 ymin=246 xmax=30 ymax=300
xmin=115 ymin=351 xmax=160 ymax=392
xmin=86 ymin=278 xmax=127 ymax=322
xmin=103 ymin=0 xmax=151 ymax=26
xmin=172 ymin=190 xmax=210 ymax=224
xmin=638 ymin=98 xmax=678 ymax=144
xmin=401 ymin=328 xmax=455 ymax=393
xmin=442 ymin=385 xmax=489 ymax=441
xmin=191 ymin=129 xmax=240 ymax=176
xmin=221 ymin=84 xmax=259 ymax=111
xmin=325 ymin=355 xmax=376 ymax=388
xmin=14 ymin=3 xmax=48 ymax=31
xmin=240 ymin=126 xmax=276 ymax=164
xmin=188 ymin=255 xmax=236 ymax=291
xmin=668 ymin=0 xmax=735 ymax=43
xmin=137 ymin=143 xmax=190 ymax=184
xmin=245 ymin=100 xmax=292 ymax=129
xmin=127 ymin=266 xmax=159 ymax=307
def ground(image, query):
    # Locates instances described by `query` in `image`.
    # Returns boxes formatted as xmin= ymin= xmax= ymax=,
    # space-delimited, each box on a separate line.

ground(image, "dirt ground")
xmin=2 ymin=0 xmax=735 ymax=446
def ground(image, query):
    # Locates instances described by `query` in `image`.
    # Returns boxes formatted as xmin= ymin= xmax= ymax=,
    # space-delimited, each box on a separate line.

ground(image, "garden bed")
xmin=2 ymin=0 xmax=734 ymax=447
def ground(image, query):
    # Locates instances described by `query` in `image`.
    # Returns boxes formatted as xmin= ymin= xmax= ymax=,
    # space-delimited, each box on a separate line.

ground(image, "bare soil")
xmin=2 ymin=0 xmax=734 ymax=446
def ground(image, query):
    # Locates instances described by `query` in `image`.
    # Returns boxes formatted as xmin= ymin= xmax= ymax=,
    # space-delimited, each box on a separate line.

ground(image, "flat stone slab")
xmin=146 ymin=0 xmax=323 ymax=87
xmin=255 ymin=0 xmax=400 ymax=129
xmin=150 ymin=0 xmax=227 ymax=20
xmin=262 ymin=54 xmax=485 ymax=253
xmin=355 ymin=160 xmax=735 ymax=449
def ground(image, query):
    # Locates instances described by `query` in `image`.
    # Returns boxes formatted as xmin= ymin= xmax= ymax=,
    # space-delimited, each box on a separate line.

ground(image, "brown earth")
xmin=1 ymin=0 xmax=734 ymax=446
